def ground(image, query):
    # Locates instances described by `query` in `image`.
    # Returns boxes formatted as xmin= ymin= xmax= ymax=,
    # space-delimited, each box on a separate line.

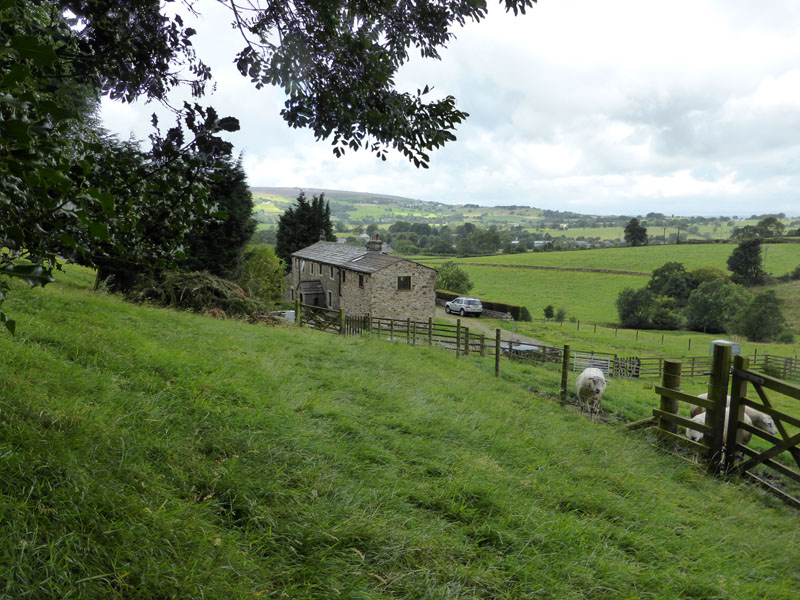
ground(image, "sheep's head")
xmin=756 ymin=414 xmax=779 ymax=435
xmin=589 ymin=377 xmax=606 ymax=396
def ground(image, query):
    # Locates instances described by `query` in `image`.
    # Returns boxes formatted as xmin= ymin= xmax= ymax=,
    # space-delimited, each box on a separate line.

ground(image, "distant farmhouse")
xmin=287 ymin=236 xmax=436 ymax=321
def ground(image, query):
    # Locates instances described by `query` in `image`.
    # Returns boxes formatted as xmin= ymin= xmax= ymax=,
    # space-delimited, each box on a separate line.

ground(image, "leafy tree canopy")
xmin=624 ymin=218 xmax=648 ymax=247
xmin=685 ymin=280 xmax=747 ymax=334
xmin=727 ymin=239 xmax=765 ymax=285
xmin=731 ymin=290 xmax=786 ymax=342
xmin=616 ymin=287 xmax=655 ymax=329
xmin=646 ymin=262 xmax=696 ymax=306
xmin=436 ymin=262 xmax=473 ymax=294
xmin=236 ymin=244 xmax=286 ymax=306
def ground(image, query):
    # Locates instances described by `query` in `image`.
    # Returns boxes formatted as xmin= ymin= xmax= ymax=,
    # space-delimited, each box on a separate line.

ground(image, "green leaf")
xmin=61 ymin=232 xmax=78 ymax=248
xmin=89 ymin=222 xmax=111 ymax=241
xmin=11 ymin=35 xmax=58 ymax=66
xmin=0 ymin=264 xmax=55 ymax=287
xmin=88 ymin=188 xmax=116 ymax=214
xmin=2 ymin=64 xmax=31 ymax=87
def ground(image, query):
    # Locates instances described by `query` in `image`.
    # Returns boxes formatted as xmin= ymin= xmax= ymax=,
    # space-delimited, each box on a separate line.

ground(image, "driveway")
xmin=435 ymin=306 xmax=548 ymax=348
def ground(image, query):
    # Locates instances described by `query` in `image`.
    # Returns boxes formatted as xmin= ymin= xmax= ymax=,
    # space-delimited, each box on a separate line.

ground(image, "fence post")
xmin=706 ymin=343 xmax=733 ymax=467
xmin=390 ymin=319 xmax=394 ymax=342
xmin=407 ymin=318 xmax=411 ymax=345
xmin=464 ymin=327 xmax=470 ymax=356
xmin=594 ymin=323 xmax=597 ymax=333
xmin=340 ymin=309 xmax=345 ymax=335
xmin=495 ymin=329 xmax=501 ymax=377
xmin=577 ymin=320 xmax=580 ymax=331
xmin=688 ymin=337 xmax=692 ymax=351
xmin=295 ymin=298 xmax=302 ymax=326
xmin=560 ymin=344 xmax=571 ymax=404
xmin=428 ymin=317 xmax=433 ymax=346
xmin=456 ymin=319 xmax=461 ymax=358
xmin=659 ymin=360 xmax=682 ymax=433
xmin=480 ymin=334 xmax=485 ymax=357
xmin=724 ymin=355 xmax=749 ymax=471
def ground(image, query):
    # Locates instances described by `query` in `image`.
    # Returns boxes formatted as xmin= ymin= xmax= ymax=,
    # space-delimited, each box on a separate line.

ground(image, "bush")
xmin=543 ymin=305 xmax=554 ymax=320
xmin=730 ymin=290 xmax=785 ymax=342
xmin=556 ymin=307 xmax=567 ymax=321
xmin=236 ymin=244 xmax=285 ymax=305
xmin=777 ymin=331 xmax=795 ymax=344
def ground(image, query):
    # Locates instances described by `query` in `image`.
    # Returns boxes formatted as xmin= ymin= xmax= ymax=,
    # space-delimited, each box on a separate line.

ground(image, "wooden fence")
xmin=292 ymin=301 xmax=799 ymax=382
xmin=652 ymin=344 xmax=800 ymax=508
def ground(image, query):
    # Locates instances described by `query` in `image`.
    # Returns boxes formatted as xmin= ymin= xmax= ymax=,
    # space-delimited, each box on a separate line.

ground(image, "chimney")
xmin=319 ymin=229 xmax=326 ymax=242
xmin=365 ymin=233 xmax=383 ymax=252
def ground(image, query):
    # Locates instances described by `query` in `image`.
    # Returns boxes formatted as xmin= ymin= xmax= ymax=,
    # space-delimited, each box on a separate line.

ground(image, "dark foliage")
xmin=647 ymin=262 xmax=696 ymax=306
xmin=181 ymin=157 xmax=256 ymax=277
xmin=624 ymin=218 xmax=648 ymax=247
xmin=275 ymin=192 xmax=335 ymax=271
xmin=731 ymin=290 xmax=786 ymax=342
xmin=727 ymin=239 xmax=765 ymax=285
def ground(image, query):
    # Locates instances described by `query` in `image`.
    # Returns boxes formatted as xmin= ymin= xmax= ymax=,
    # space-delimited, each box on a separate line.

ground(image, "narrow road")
xmin=435 ymin=306 xmax=549 ymax=348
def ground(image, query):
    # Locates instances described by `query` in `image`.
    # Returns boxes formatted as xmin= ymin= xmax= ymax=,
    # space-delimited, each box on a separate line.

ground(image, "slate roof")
xmin=292 ymin=241 xmax=427 ymax=274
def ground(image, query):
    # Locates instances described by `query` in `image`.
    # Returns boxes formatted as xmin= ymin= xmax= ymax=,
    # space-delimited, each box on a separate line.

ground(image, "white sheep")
xmin=686 ymin=408 xmax=753 ymax=446
xmin=576 ymin=367 xmax=607 ymax=419
xmin=690 ymin=393 xmax=778 ymax=436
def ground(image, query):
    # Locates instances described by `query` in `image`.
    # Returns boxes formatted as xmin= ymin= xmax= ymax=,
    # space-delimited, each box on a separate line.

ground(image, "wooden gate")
xmin=299 ymin=304 xmax=343 ymax=333
xmin=725 ymin=355 xmax=800 ymax=501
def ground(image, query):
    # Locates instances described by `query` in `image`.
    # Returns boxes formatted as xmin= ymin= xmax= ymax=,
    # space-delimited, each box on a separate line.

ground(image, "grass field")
xmin=2 ymin=267 xmax=800 ymax=598
xmin=453 ymin=265 xmax=650 ymax=323
xmin=423 ymin=243 xmax=800 ymax=277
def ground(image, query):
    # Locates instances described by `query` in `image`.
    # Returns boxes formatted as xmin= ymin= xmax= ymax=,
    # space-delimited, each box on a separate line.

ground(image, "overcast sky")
xmin=100 ymin=0 xmax=800 ymax=217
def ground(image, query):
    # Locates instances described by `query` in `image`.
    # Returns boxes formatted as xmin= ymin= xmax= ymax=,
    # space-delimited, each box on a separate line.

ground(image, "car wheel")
xmin=460 ymin=308 xmax=465 ymax=317
xmin=445 ymin=306 xmax=450 ymax=314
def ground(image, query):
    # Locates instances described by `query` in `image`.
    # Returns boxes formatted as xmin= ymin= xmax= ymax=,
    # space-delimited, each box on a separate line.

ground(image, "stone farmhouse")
xmin=287 ymin=236 xmax=436 ymax=321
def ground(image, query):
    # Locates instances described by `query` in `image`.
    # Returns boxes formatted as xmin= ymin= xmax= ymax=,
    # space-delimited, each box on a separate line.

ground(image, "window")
xmin=358 ymin=274 xmax=364 ymax=288
xmin=327 ymin=291 xmax=332 ymax=307
xmin=330 ymin=265 xmax=334 ymax=279
xmin=342 ymin=270 xmax=346 ymax=282
xmin=301 ymin=260 xmax=305 ymax=273
xmin=290 ymin=288 xmax=295 ymax=301
xmin=310 ymin=262 xmax=315 ymax=274
xmin=397 ymin=276 xmax=411 ymax=290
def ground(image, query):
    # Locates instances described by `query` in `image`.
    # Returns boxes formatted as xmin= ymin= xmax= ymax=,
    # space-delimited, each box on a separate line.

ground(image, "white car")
xmin=445 ymin=297 xmax=483 ymax=317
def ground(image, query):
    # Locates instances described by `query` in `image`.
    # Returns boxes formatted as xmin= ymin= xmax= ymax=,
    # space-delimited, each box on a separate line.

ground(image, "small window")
xmin=301 ymin=260 xmax=305 ymax=273
xmin=358 ymin=274 xmax=364 ymax=288
xmin=330 ymin=265 xmax=334 ymax=279
xmin=342 ymin=270 xmax=346 ymax=282
xmin=290 ymin=288 xmax=295 ymax=301
xmin=397 ymin=276 xmax=411 ymax=290
xmin=327 ymin=290 xmax=332 ymax=307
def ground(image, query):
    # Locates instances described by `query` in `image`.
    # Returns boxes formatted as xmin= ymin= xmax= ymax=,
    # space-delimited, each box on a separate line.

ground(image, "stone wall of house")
xmin=369 ymin=261 xmax=436 ymax=321
xmin=340 ymin=268 xmax=372 ymax=315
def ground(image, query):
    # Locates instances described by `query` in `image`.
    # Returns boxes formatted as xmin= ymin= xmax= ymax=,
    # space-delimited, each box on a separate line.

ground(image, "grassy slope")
xmin=2 ymin=269 xmax=800 ymax=599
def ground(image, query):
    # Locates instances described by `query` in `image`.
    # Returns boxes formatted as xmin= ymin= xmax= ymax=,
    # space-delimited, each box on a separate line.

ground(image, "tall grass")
xmin=2 ymin=267 xmax=800 ymax=599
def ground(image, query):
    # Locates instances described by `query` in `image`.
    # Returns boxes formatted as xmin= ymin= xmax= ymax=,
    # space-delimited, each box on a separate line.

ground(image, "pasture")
xmin=425 ymin=243 xmax=799 ymax=277
xmin=2 ymin=266 xmax=800 ymax=598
